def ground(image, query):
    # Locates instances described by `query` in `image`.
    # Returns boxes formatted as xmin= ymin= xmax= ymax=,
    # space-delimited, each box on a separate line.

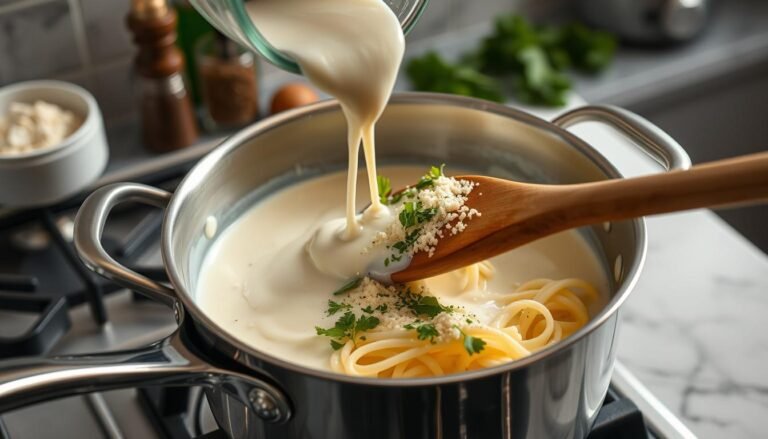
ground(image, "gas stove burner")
xmin=0 ymin=206 xmax=165 ymax=357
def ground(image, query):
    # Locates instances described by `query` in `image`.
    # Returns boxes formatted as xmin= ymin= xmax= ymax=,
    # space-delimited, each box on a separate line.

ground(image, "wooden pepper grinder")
xmin=127 ymin=0 xmax=199 ymax=152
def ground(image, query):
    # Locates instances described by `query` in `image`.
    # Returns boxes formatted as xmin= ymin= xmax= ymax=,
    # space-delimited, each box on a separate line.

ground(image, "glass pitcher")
xmin=189 ymin=0 xmax=429 ymax=74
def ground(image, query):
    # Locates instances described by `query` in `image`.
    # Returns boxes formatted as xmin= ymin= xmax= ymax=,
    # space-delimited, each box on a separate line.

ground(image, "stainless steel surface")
xmin=6 ymin=93 xmax=690 ymax=438
xmin=663 ymin=0 xmax=710 ymax=41
xmin=553 ymin=104 xmax=692 ymax=172
xmin=0 ymin=328 xmax=291 ymax=424
xmin=74 ymin=183 xmax=176 ymax=306
xmin=577 ymin=0 xmax=710 ymax=44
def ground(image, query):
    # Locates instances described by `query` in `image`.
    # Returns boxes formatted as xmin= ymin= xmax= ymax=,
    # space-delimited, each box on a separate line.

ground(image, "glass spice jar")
xmin=196 ymin=32 xmax=260 ymax=130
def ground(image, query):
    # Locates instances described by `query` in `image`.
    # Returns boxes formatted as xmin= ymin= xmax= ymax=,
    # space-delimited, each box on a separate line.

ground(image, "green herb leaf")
xmin=317 ymin=311 xmax=374 ymax=349
xmin=398 ymin=201 xmax=436 ymax=229
xmin=376 ymin=304 xmax=388 ymax=313
xmin=361 ymin=305 xmax=374 ymax=314
xmin=337 ymin=311 xmax=356 ymax=329
xmin=315 ymin=325 xmax=346 ymax=338
xmin=453 ymin=325 xmax=487 ymax=355
xmin=514 ymin=46 xmax=570 ymax=107
xmin=416 ymin=323 xmax=440 ymax=342
xmin=390 ymin=188 xmax=415 ymax=204
xmin=327 ymin=300 xmax=352 ymax=316
xmin=332 ymin=277 xmax=363 ymax=296
xmin=408 ymin=295 xmax=453 ymax=318
xmin=407 ymin=52 xmax=505 ymax=103
xmin=377 ymin=175 xmax=392 ymax=205
xmin=399 ymin=202 xmax=418 ymax=228
xmin=356 ymin=314 xmax=380 ymax=332
xmin=429 ymin=164 xmax=445 ymax=179
xmin=464 ymin=333 xmax=487 ymax=355
xmin=407 ymin=15 xmax=615 ymax=108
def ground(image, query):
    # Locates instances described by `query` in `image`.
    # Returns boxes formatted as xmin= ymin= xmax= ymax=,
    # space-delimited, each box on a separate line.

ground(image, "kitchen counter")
xmin=16 ymin=2 xmax=765 ymax=437
xmin=540 ymin=99 xmax=768 ymax=439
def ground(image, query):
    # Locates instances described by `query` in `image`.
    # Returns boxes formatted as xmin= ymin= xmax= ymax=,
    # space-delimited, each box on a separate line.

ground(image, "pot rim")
xmin=163 ymin=92 xmax=647 ymax=387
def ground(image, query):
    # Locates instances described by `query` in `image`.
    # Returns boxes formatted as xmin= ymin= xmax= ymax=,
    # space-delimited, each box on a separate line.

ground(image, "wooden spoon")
xmin=390 ymin=151 xmax=768 ymax=283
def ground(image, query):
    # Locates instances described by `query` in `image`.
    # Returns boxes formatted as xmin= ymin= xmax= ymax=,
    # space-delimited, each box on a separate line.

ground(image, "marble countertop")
xmin=535 ymin=100 xmax=768 ymax=439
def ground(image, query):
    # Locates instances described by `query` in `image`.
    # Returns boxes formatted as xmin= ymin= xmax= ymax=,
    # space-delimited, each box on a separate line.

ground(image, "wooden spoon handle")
xmin=554 ymin=151 xmax=768 ymax=227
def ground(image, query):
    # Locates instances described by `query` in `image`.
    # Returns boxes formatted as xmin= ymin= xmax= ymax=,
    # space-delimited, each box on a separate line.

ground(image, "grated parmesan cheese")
xmin=374 ymin=174 xmax=481 ymax=258
xmin=336 ymin=277 xmax=473 ymax=343
xmin=0 ymin=101 xmax=81 ymax=156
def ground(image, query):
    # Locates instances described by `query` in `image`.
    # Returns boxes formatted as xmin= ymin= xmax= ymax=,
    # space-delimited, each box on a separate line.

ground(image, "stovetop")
xmin=0 ymin=159 xmax=695 ymax=439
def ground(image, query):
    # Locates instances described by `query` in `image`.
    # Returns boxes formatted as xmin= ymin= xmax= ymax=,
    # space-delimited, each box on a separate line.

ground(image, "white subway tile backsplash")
xmin=0 ymin=0 xmax=82 ymax=85
xmin=79 ymin=0 xmax=133 ymax=62
xmin=90 ymin=56 xmax=136 ymax=121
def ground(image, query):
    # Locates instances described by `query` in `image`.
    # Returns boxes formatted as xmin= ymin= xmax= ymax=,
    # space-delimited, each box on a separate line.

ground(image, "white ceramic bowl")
xmin=0 ymin=80 xmax=109 ymax=207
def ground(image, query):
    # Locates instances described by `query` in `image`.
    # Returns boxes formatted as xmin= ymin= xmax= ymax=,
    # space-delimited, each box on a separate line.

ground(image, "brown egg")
xmin=270 ymin=83 xmax=319 ymax=114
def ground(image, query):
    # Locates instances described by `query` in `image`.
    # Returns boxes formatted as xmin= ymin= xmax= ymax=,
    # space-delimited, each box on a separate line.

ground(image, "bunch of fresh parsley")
xmin=406 ymin=14 xmax=616 ymax=107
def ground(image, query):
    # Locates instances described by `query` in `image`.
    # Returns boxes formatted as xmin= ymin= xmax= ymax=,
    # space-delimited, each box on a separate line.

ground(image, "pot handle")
xmin=74 ymin=183 xmax=177 ymax=307
xmin=0 ymin=331 xmax=292 ymax=423
xmin=552 ymin=105 xmax=692 ymax=171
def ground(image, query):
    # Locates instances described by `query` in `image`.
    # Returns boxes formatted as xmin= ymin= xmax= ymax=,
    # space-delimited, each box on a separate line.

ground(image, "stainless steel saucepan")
xmin=0 ymin=94 xmax=690 ymax=439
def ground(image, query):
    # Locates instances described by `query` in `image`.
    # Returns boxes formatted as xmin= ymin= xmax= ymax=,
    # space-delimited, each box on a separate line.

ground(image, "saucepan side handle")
xmin=74 ymin=183 xmax=177 ymax=307
xmin=552 ymin=104 xmax=692 ymax=171
xmin=0 ymin=331 xmax=292 ymax=424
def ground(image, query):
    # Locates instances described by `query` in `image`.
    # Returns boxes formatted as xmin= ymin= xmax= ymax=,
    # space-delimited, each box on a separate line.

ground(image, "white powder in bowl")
xmin=0 ymin=101 xmax=82 ymax=156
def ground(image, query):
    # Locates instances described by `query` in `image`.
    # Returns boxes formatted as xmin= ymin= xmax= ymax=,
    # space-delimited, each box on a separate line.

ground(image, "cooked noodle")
xmin=330 ymin=277 xmax=599 ymax=378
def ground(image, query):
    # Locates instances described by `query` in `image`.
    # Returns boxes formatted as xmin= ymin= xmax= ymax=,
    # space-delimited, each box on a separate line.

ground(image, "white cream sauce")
xmin=246 ymin=0 xmax=404 ymax=268
xmin=197 ymin=167 xmax=610 ymax=372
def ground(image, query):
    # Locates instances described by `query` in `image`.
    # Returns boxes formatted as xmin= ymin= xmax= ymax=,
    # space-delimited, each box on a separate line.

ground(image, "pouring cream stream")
xmin=247 ymin=0 xmax=405 ymax=279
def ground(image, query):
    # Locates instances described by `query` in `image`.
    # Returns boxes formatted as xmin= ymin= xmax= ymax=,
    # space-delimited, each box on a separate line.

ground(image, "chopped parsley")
xmin=382 ymin=165 xmax=450 ymax=264
xmin=399 ymin=201 xmax=437 ymax=229
xmin=361 ymin=305 xmax=375 ymax=314
xmin=316 ymin=311 xmax=380 ymax=350
xmin=377 ymin=175 xmax=392 ymax=205
xmin=416 ymin=323 xmax=440 ymax=343
xmin=379 ymin=165 xmax=445 ymax=207
xmin=403 ymin=321 xmax=439 ymax=343
xmin=397 ymin=289 xmax=454 ymax=318
xmin=356 ymin=314 xmax=380 ymax=332
xmin=332 ymin=277 xmax=363 ymax=296
xmin=454 ymin=325 xmax=487 ymax=355
xmin=326 ymin=300 xmax=352 ymax=316
xmin=409 ymin=294 xmax=454 ymax=318
xmin=414 ymin=164 xmax=445 ymax=190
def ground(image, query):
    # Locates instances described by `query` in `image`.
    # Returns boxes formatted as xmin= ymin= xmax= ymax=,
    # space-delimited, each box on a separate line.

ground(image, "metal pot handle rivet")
xmin=250 ymin=388 xmax=283 ymax=422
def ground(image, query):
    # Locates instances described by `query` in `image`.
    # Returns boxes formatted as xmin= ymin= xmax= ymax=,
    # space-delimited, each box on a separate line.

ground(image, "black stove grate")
xmin=0 ymin=164 xmax=189 ymax=359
